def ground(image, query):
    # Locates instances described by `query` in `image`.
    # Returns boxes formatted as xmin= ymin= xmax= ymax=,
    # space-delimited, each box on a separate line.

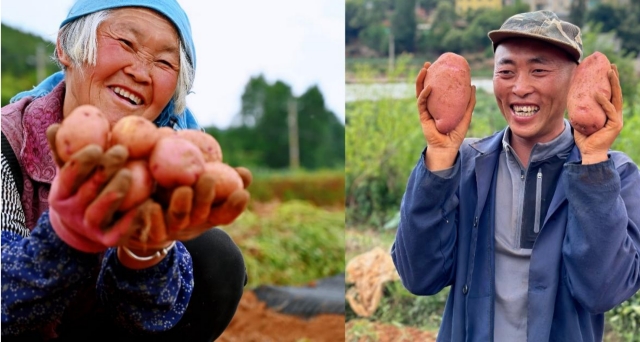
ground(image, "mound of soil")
xmin=218 ymin=290 xmax=345 ymax=342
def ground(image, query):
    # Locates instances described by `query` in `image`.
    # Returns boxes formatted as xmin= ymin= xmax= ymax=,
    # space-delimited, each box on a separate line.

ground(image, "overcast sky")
xmin=1 ymin=0 xmax=345 ymax=129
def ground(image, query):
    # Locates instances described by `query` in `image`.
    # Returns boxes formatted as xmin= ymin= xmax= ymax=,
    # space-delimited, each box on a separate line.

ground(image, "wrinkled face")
xmin=493 ymin=39 xmax=577 ymax=145
xmin=60 ymin=8 xmax=180 ymax=125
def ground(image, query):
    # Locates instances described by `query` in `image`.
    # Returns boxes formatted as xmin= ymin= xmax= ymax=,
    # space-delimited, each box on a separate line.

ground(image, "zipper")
xmin=534 ymin=168 xmax=542 ymax=233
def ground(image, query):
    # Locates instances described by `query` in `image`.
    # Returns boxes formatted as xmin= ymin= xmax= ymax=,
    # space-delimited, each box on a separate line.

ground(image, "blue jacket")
xmin=391 ymin=129 xmax=640 ymax=341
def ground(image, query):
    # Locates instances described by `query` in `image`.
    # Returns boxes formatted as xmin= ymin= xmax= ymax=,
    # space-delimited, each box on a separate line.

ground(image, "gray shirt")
xmin=493 ymin=121 xmax=573 ymax=341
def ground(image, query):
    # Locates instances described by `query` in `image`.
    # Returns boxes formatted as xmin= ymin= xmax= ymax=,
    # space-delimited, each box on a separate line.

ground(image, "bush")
xmin=345 ymin=55 xmax=424 ymax=227
xmin=226 ymin=200 xmax=344 ymax=288
xmin=248 ymin=169 xmax=344 ymax=207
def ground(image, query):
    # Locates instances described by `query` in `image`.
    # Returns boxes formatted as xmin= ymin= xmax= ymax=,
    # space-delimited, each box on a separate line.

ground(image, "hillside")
xmin=1 ymin=23 xmax=59 ymax=105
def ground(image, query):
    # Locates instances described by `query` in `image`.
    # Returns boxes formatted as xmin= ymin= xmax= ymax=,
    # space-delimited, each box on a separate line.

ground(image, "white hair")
xmin=55 ymin=10 xmax=194 ymax=114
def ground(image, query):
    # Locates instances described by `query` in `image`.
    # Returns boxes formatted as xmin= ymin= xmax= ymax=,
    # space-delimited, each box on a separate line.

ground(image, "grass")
xmin=227 ymin=200 xmax=345 ymax=288
xmin=248 ymin=169 xmax=344 ymax=208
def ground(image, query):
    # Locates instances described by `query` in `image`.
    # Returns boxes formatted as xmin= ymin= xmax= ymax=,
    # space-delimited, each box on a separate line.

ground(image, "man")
xmin=391 ymin=10 xmax=640 ymax=341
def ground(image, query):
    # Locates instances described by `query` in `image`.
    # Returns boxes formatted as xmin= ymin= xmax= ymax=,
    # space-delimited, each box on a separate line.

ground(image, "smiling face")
xmin=59 ymin=8 xmax=181 ymax=125
xmin=493 ymin=38 xmax=577 ymax=146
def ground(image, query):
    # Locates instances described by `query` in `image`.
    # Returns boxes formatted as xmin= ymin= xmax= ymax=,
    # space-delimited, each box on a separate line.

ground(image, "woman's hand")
xmin=46 ymin=124 xmax=143 ymax=253
xmin=118 ymin=167 xmax=252 ymax=269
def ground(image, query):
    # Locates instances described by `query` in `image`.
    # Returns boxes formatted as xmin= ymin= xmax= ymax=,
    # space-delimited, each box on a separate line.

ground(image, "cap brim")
xmin=488 ymin=30 xmax=581 ymax=62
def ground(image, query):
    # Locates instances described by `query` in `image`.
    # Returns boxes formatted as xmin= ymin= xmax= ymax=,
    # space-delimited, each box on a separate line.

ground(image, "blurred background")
xmin=345 ymin=0 xmax=640 ymax=341
xmin=2 ymin=0 xmax=346 ymax=340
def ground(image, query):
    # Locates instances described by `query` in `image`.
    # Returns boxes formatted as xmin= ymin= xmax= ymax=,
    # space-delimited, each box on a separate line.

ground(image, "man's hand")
xmin=416 ymin=62 xmax=476 ymax=171
xmin=574 ymin=64 xmax=623 ymax=165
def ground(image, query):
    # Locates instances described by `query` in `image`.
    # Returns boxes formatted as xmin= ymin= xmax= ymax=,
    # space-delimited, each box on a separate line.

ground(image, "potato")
xmin=567 ymin=51 xmax=611 ymax=136
xmin=55 ymin=105 xmax=110 ymax=162
xmin=203 ymin=162 xmax=244 ymax=204
xmin=149 ymin=136 xmax=205 ymax=188
xmin=119 ymin=160 xmax=154 ymax=211
xmin=177 ymin=129 xmax=223 ymax=162
xmin=111 ymin=116 xmax=159 ymax=158
xmin=157 ymin=127 xmax=178 ymax=140
xmin=424 ymin=53 xmax=472 ymax=134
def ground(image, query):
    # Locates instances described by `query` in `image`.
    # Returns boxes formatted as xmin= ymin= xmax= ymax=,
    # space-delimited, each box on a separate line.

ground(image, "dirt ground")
xmin=218 ymin=290 xmax=345 ymax=342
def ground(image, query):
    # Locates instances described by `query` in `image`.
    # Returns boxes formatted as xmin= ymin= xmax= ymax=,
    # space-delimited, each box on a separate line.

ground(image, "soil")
xmin=218 ymin=290 xmax=345 ymax=342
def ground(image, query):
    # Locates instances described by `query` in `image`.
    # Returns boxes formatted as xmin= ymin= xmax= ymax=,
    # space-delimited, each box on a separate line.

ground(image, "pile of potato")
xmin=55 ymin=105 xmax=243 ymax=213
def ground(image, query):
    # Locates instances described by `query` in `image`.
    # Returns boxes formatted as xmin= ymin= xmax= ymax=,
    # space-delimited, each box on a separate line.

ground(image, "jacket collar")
xmin=468 ymin=122 xmax=580 ymax=162
xmin=469 ymin=128 xmax=505 ymax=156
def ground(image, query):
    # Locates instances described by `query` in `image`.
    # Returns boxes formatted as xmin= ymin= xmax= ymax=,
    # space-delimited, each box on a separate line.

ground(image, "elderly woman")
xmin=1 ymin=0 xmax=250 ymax=341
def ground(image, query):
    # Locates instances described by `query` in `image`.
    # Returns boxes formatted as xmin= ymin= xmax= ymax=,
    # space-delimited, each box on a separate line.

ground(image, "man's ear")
xmin=56 ymin=39 xmax=72 ymax=68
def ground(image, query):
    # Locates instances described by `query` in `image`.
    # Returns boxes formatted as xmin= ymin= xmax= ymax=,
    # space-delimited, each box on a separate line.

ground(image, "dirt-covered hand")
xmin=124 ymin=166 xmax=252 ymax=252
xmin=46 ymin=126 xmax=142 ymax=253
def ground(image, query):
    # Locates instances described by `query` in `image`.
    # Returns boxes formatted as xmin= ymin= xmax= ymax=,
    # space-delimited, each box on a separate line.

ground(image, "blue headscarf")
xmin=11 ymin=0 xmax=201 ymax=130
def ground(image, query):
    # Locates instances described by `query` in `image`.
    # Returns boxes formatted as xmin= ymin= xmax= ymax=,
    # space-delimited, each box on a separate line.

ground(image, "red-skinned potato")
xmin=157 ymin=127 xmax=178 ymax=140
xmin=119 ymin=159 xmax=154 ymax=211
xmin=55 ymin=105 xmax=110 ymax=162
xmin=424 ymin=53 xmax=472 ymax=134
xmin=567 ymin=51 xmax=612 ymax=136
xmin=177 ymin=130 xmax=223 ymax=162
xmin=204 ymin=162 xmax=243 ymax=204
xmin=111 ymin=116 xmax=160 ymax=158
xmin=149 ymin=136 xmax=205 ymax=188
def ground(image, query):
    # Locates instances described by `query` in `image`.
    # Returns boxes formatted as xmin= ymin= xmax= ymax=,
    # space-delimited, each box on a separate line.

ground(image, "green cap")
xmin=488 ymin=10 xmax=583 ymax=62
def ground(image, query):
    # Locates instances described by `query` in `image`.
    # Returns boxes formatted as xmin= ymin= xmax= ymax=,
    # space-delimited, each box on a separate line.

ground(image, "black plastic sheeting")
xmin=253 ymin=273 xmax=345 ymax=319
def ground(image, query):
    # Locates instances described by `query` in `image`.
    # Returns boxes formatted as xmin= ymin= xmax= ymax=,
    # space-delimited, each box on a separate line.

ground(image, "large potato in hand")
xmin=424 ymin=53 xmax=472 ymax=134
xmin=55 ymin=105 xmax=110 ymax=162
xmin=568 ymin=51 xmax=611 ymax=136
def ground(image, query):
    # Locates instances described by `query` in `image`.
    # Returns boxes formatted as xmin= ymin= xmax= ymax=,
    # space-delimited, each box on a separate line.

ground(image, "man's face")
xmin=60 ymin=8 xmax=181 ymax=125
xmin=493 ymin=38 xmax=577 ymax=145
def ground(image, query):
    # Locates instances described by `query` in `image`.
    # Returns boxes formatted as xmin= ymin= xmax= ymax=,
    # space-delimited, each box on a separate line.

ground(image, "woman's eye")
xmin=119 ymin=39 xmax=133 ymax=48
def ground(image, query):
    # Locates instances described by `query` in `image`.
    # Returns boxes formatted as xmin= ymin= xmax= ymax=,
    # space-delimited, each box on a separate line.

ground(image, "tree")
xmin=391 ymin=0 xmax=417 ymax=53
xmin=569 ymin=0 xmax=587 ymax=28
xmin=217 ymin=75 xmax=344 ymax=170
xmin=297 ymin=86 xmax=345 ymax=169
xmin=346 ymin=0 xmax=392 ymax=45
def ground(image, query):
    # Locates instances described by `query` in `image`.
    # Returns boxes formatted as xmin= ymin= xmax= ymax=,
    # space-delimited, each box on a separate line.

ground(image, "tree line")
xmin=207 ymin=75 xmax=345 ymax=170
xmin=346 ymin=0 xmax=640 ymax=58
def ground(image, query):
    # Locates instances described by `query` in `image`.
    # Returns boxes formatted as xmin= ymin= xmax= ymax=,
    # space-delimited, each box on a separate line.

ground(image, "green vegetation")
xmin=249 ymin=169 xmax=344 ymax=207
xmin=346 ymin=0 xmax=640 ymax=83
xmin=227 ymin=200 xmax=345 ymax=288
xmin=205 ymin=76 xmax=344 ymax=170
xmin=1 ymin=24 xmax=59 ymax=106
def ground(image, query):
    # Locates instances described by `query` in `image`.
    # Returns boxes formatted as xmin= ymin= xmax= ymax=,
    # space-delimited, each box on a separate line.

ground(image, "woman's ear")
xmin=56 ymin=38 xmax=71 ymax=69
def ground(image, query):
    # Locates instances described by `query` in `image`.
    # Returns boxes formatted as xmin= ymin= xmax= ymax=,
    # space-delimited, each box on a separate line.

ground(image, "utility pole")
xmin=287 ymin=97 xmax=300 ymax=170
xmin=36 ymin=44 xmax=46 ymax=83
xmin=388 ymin=31 xmax=395 ymax=75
